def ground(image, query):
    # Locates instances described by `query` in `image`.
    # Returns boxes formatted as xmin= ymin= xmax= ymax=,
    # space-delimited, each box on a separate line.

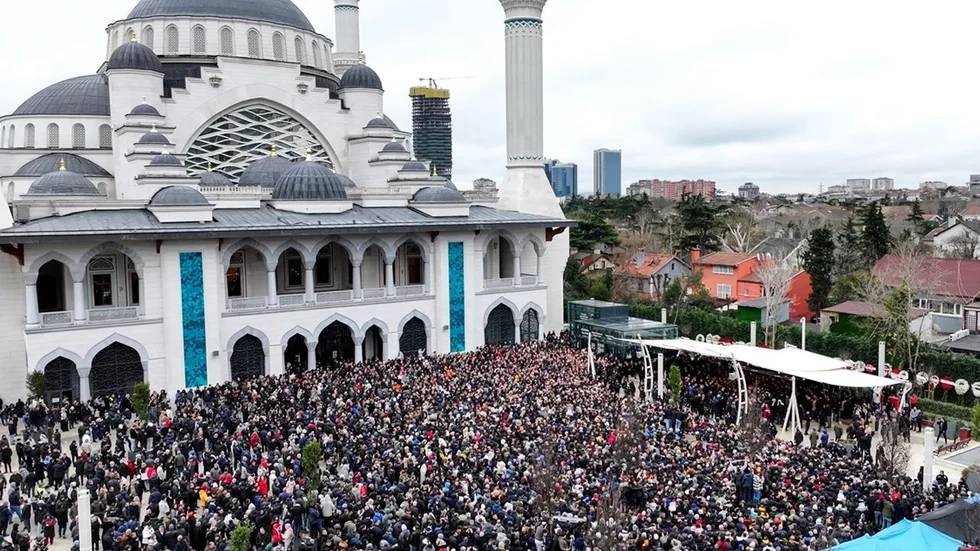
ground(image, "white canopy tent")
xmin=634 ymin=337 xmax=903 ymax=433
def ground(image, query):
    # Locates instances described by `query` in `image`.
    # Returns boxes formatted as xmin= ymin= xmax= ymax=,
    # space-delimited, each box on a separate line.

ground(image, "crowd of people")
xmin=0 ymin=334 xmax=970 ymax=551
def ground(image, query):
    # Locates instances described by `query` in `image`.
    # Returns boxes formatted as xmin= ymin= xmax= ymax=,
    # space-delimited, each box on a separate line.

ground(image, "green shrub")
xmin=917 ymin=398 xmax=973 ymax=425
xmin=230 ymin=522 xmax=253 ymax=551
xmin=131 ymin=383 xmax=151 ymax=419
xmin=668 ymin=365 xmax=682 ymax=405
xmin=25 ymin=372 xmax=45 ymax=401
xmin=302 ymin=441 xmax=323 ymax=502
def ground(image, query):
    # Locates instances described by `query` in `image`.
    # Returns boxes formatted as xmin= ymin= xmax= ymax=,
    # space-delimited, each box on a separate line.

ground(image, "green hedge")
xmin=917 ymin=398 xmax=973 ymax=426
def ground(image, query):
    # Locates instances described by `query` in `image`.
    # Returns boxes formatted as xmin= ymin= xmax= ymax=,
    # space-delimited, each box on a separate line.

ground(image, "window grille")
xmin=192 ymin=26 xmax=206 ymax=54
xmin=248 ymin=29 xmax=262 ymax=58
xmin=47 ymin=124 xmax=59 ymax=149
xmin=72 ymin=124 xmax=86 ymax=148
xmin=221 ymin=27 xmax=234 ymax=55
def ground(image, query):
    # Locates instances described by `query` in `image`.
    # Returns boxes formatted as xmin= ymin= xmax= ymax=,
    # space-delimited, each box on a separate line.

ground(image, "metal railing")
xmin=278 ymin=294 xmax=306 ymax=307
xmin=520 ymin=276 xmax=538 ymax=286
xmin=395 ymin=285 xmax=426 ymax=297
xmin=227 ymin=296 xmax=268 ymax=311
xmin=316 ymin=290 xmax=354 ymax=304
xmin=484 ymin=278 xmax=515 ymax=289
xmin=362 ymin=288 xmax=386 ymax=300
xmin=88 ymin=306 xmax=140 ymax=322
xmin=40 ymin=311 xmax=73 ymax=327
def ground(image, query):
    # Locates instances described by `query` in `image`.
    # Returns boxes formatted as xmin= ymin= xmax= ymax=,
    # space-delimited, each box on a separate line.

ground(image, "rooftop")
xmin=696 ymin=252 xmax=757 ymax=267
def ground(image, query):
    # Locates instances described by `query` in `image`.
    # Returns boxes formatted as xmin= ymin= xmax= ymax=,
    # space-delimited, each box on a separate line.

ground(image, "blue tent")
xmin=831 ymin=519 xmax=963 ymax=550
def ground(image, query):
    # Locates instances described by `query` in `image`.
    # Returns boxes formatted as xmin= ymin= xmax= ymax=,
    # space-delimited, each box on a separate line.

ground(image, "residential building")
xmin=693 ymin=251 xmax=812 ymax=321
xmin=593 ymin=149 xmax=622 ymax=197
xmin=544 ymin=160 xmax=578 ymax=198
xmin=872 ymin=177 xmax=895 ymax=191
xmin=628 ymin=179 xmax=717 ymax=201
xmin=846 ymin=179 xmax=871 ymax=193
xmin=409 ymin=85 xmax=452 ymax=179
xmin=738 ymin=182 xmax=760 ymax=201
xmin=0 ymin=0 xmax=570 ymax=400
xmin=614 ymin=252 xmax=691 ymax=297
xmin=920 ymin=181 xmax=949 ymax=190
xmin=968 ymin=175 xmax=980 ymax=195
xmin=923 ymin=220 xmax=980 ymax=259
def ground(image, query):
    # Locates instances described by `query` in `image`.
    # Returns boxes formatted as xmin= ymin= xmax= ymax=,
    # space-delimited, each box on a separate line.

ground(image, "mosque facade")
xmin=0 ymin=0 xmax=568 ymax=401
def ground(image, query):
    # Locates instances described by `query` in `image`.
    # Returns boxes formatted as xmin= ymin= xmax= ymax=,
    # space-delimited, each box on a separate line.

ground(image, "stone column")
xmin=353 ymin=337 xmax=364 ymax=363
xmin=535 ymin=253 xmax=543 ymax=285
xmin=25 ymin=284 xmax=39 ymax=325
xmin=352 ymin=261 xmax=363 ymax=299
xmin=512 ymin=254 xmax=521 ymax=284
xmin=384 ymin=261 xmax=395 ymax=297
xmin=267 ymin=269 xmax=278 ymax=306
xmin=306 ymin=341 xmax=317 ymax=372
xmin=73 ymin=279 xmax=87 ymax=321
xmin=78 ymin=488 xmax=92 ymax=551
xmin=424 ymin=257 xmax=433 ymax=295
xmin=79 ymin=373 xmax=92 ymax=402
xmin=304 ymin=267 xmax=315 ymax=303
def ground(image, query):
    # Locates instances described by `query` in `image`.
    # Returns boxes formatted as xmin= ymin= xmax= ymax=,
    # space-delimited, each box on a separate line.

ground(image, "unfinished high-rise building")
xmin=409 ymin=86 xmax=452 ymax=179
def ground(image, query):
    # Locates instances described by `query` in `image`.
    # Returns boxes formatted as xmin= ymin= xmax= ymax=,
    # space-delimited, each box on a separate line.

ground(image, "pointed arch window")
xmin=72 ymin=124 xmax=86 ymax=148
xmin=220 ymin=27 xmax=235 ymax=55
xmin=47 ymin=124 xmax=59 ymax=149
xmin=24 ymin=124 xmax=35 ymax=148
xmin=99 ymin=124 xmax=112 ymax=148
xmin=273 ymin=33 xmax=286 ymax=61
xmin=312 ymin=40 xmax=322 ymax=67
xmin=6 ymin=125 xmax=13 ymax=149
xmin=248 ymin=29 xmax=262 ymax=58
xmin=295 ymin=37 xmax=307 ymax=64
xmin=142 ymin=26 xmax=154 ymax=48
xmin=192 ymin=25 xmax=207 ymax=54
xmin=165 ymin=25 xmax=179 ymax=54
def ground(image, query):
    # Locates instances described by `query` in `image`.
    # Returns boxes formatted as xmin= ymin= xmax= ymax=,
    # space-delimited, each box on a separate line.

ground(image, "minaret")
xmin=496 ymin=0 xmax=568 ymax=337
xmin=334 ymin=0 xmax=363 ymax=75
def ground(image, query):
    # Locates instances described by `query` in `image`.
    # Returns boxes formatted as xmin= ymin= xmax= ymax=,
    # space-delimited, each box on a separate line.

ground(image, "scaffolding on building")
xmin=409 ymin=86 xmax=453 ymax=179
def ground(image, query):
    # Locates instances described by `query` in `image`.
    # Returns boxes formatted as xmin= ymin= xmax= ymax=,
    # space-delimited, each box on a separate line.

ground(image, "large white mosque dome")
xmin=125 ymin=0 xmax=316 ymax=32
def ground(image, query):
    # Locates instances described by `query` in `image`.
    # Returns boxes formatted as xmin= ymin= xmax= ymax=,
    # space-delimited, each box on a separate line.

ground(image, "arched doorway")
xmin=363 ymin=326 xmax=385 ymax=362
xmin=36 ymin=260 xmax=68 ymax=313
xmin=283 ymin=334 xmax=309 ymax=374
xmin=90 ymin=343 xmax=144 ymax=398
xmin=230 ymin=335 xmax=265 ymax=380
xmin=317 ymin=322 xmax=355 ymax=367
xmin=485 ymin=304 xmax=516 ymax=346
xmin=43 ymin=358 xmax=79 ymax=404
xmin=520 ymin=309 xmax=540 ymax=342
xmin=399 ymin=317 xmax=427 ymax=357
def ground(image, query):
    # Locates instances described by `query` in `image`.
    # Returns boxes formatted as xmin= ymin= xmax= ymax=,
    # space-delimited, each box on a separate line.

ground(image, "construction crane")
xmin=417 ymin=77 xmax=474 ymax=89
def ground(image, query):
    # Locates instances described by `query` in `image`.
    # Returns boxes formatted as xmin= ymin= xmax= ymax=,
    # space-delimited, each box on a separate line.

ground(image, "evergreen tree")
xmin=802 ymin=226 xmax=835 ymax=311
xmin=677 ymin=193 xmax=726 ymax=254
xmin=569 ymin=213 xmax=620 ymax=251
xmin=834 ymin=217 xmax=863 ymax=278
xmin=906 ymin=200 xmax=926 ymax=236
xmin=861 ymin=202 xmax=891 ymax=262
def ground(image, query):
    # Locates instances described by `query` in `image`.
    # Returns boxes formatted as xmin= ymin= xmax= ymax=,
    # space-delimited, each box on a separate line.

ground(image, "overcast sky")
xmin=4 ymin=0 xmax=980 ymax=195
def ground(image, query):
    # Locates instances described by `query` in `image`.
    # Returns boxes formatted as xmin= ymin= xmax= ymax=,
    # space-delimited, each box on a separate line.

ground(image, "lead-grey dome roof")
xmin=14 ymin=154 xmax=111 ymax=177
xmin=128 ymin=103 xmax=163 ymax=117
xmin=381 ymin=141 xmax=407 ymax=153
xmin=13 ymin=75 xmax=109 ymax=116
xmin=366 ymin=117 xmax=391 ymax=129
xmin=149 ymin=186 xmax=210 ymax=206
xmin=199 ymin=170 xmax=233 ymax=187
xmin=272 ymin=161 xmax=349 ymax=201
xmin=138 ymin=131 xmax=172 ymax=146
xmin=27 ymin=169 xmax=100 ymax=196
xmin=107 ymin=41 xmax=164 ymax=73
xmin=148 ymin=153 xmax=183 ymax=167
xmin=126 ymin=0 xmax=315 ymax=32
xmin=412 ymin=186 xmax=468 ymax=204
xmin=239 ymin=155 xmax=295 ymax=188
xmin=401 ymin=161 xmax=430 ymax=173
xmin=340 ymin=64 xmax=383 ymax=90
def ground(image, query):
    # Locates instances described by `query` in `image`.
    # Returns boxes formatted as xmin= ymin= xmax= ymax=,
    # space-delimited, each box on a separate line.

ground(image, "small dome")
xmin=138 ymin=131 xmax=172 ymax=146
xmin=198 ymin=170 xmax=233 ymax=187
xmin=365 ymin=117 xmax=391 ymax=129
xmin=150 ymin=186 xmax=210 ymax=207
xmin=411 ymin=186 xmax=468 ymax=204
xmin=26 ymin=165 xmax=100 ymax=196
xmin=14 ymin=153 xmax=111 ymax=177
xmin=13 ymin=75 xmax=109 ymax=116
xmin=239 ymin=154 xmax=295 ymax=188
xmin=107 ymin=41 xmax=164 ymax=73
xmin=272 ymin=161 xmax=349 ymax=201
xmin=401 ymin=161 xmax=430 ymax=173
xmin=340 ymin=64 xmax=383 ymax=90
xmin=148 ymin=153 xmax=183 ymax=167
xmin=381 ymin=141 xmax=407 ymax=153
xmin=128 ymin=102 xmax=162 ymax=117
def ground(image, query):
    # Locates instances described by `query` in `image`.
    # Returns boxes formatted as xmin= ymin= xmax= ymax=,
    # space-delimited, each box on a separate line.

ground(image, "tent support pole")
xmin=587 ymin=332 xmax=595 ymax=380
xmin=657 ymin=353 xmax=665 ymax=400
xmin=782 ymin=376 xmax=801 ymax=434
xmin=735 ymin=360 xmax=748 ymax=425
xmin=638 ymin=338 xmax=654 ymax=403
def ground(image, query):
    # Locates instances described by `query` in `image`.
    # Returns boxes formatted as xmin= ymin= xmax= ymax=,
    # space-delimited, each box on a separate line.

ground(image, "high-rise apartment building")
xmin=409 ymin=85 xmax=452 ymax=178
xmin=627 ymin=179 xmax=717 ymax=201
xmin=846 ymin=178 xmax=871 ymax=193
xmin=872 ymin=177 xmax=894 ymax=191
xmin=593 ymin=149 xmax=622 ymax=197
xmin=544 ymin=160 xmax=578 ymax=198
xmin=738 ymin=182 xmax=760 ymax=200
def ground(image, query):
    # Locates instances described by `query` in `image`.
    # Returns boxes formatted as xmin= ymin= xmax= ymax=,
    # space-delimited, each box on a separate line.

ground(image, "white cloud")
xmin=3 ymin=0 xmax=980 ymax=194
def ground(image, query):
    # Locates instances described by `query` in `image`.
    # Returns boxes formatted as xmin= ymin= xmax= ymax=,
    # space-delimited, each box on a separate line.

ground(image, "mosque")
xmin=0 ymin=0 xmax=568 ymax=401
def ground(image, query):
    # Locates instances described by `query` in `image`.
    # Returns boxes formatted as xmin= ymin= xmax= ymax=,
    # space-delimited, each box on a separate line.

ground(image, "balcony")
xmin=395 ymin=285 xmax=426 ymax=297
xmin=316 ymin=290 xmax=353 ymax=304
xmin=227 ymin=297 xmax=269 ymax=311
xmin=223 ymin=285 xmax=430 ymax=316
xmin=277 ymin=294 xmax=306 ymax=307
xmin=34 ymin=307 xmax=142 ymax=330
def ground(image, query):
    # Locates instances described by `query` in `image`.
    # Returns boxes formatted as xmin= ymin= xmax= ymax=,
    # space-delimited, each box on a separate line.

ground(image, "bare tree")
xmin=755 ymin=254 xmax=796 ymax=348
xmin=876 ymin=419 xmax=911 ymax=482
xmin=942 ymin=232 xmax=980 ymax=259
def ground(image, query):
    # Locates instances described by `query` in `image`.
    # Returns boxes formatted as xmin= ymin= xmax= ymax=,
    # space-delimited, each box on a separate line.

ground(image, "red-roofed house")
xmin=614 ymin=252 xmax=691 ymax=297
xmin=873 ymin=255 xmax=980 ymax=332
xmin=693 ymin=251 xmax=813 ymax=321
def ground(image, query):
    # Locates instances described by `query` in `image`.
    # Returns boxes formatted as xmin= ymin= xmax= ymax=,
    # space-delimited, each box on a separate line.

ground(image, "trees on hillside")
xmin=677 ymin=193 xmax=728 ymax=255
xmin=570 ymin=213 xmax=620 ymax=251
xmin=835 ymin=218 xmax=864 ymax=278
xmin=802 ymin=227 xmax=835 ymax=311
xmin=861 ymin=202 xmax=891 ymax=263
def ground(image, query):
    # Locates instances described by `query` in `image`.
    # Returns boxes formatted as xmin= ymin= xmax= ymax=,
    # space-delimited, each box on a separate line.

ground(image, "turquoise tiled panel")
xmin=448 ymin=242 xmax=465 ymax=352
xmin=179 ymin=252 xmax=208 ymax=388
